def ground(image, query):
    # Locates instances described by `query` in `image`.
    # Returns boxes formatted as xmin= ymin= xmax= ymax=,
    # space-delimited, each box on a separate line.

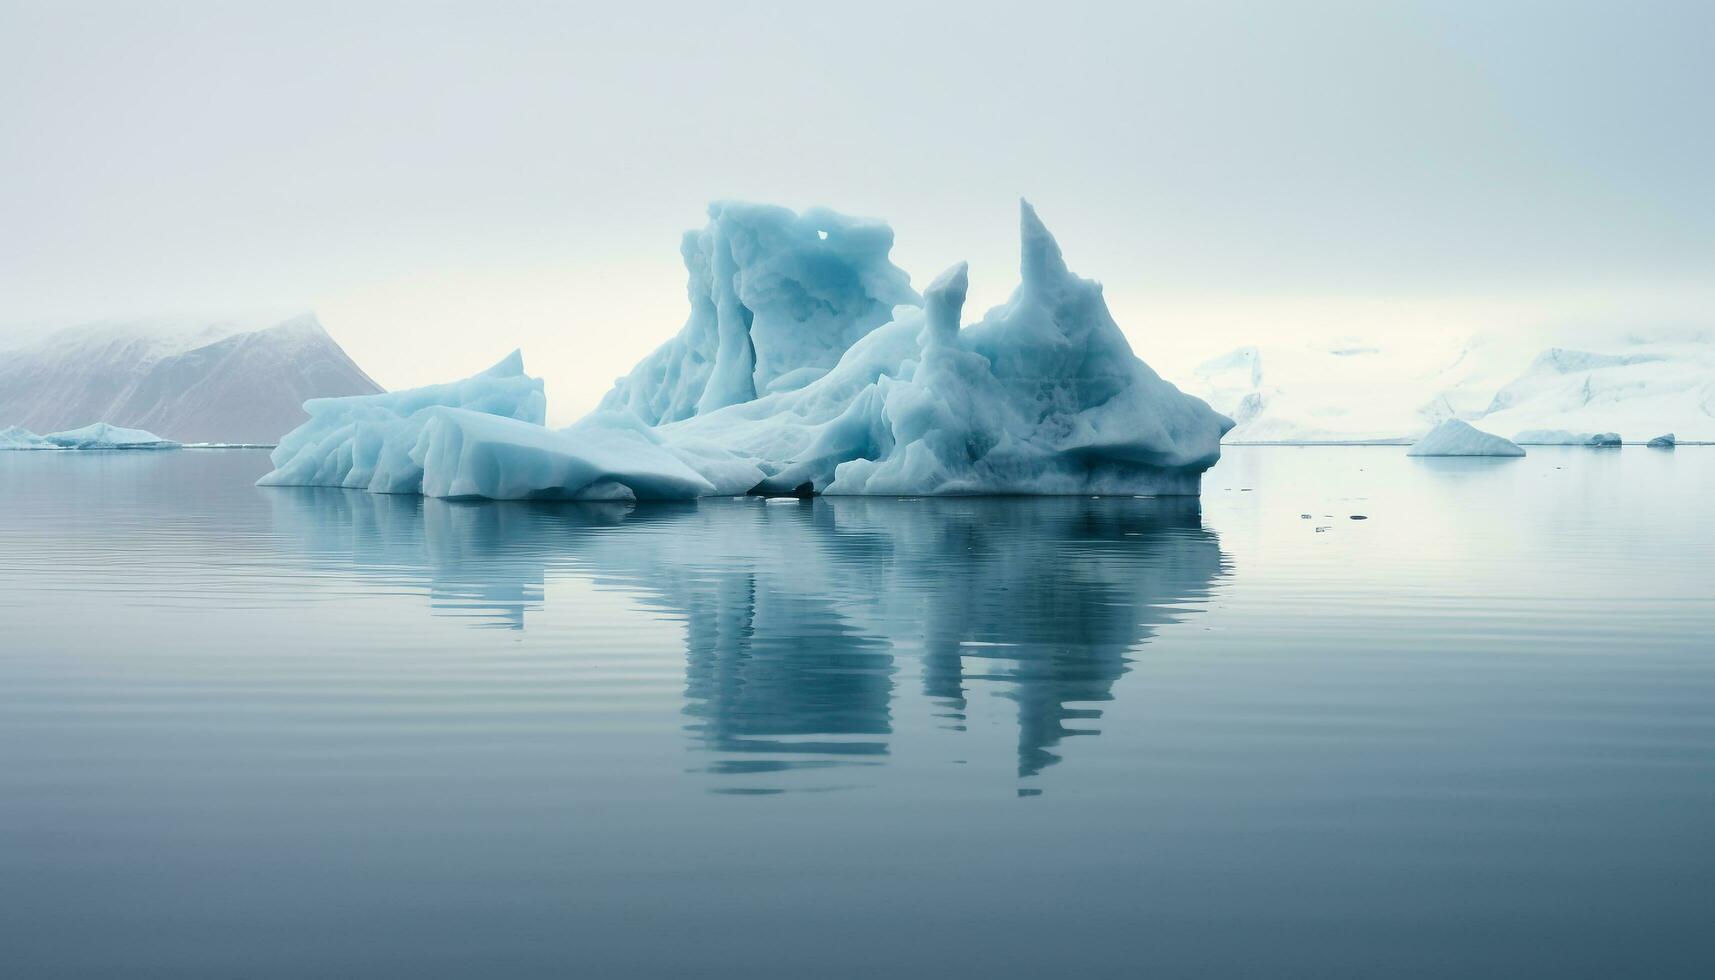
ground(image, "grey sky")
xmin=3 ymin=0 xmax=1710 ymax=419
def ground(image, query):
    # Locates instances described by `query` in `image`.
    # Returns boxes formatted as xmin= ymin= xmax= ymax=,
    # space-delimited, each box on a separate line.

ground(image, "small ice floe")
xmin=1647 ymin=433 xmax=1676 ymax=449
xmin=1586 ymin=432 xmax=1622 ymax=448
xmin=40 ymin=423 xmax=181 ymax=450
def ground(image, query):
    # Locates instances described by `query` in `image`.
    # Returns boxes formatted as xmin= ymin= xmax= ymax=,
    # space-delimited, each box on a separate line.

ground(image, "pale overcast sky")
xmin=3 ymin=1 xmax=1710 ymax=419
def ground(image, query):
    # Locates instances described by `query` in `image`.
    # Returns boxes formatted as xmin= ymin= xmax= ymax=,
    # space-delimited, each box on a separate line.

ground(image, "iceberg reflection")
xmin=267 ymin=492 xmax=1225 ymax=787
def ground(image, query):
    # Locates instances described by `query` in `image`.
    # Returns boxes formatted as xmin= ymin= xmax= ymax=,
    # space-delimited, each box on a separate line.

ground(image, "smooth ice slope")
xmin=42 ymin=423 xmax=180 ymax=450
xmin=1407 ymin=419 xmax=1524 ymax=457
xmin=260 ymin=202 xmax=1232 ymax=500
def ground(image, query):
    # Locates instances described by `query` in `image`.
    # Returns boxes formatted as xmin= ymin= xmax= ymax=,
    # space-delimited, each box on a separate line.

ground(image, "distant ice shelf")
xmin=259 ymin=201 xmax=1233 ymax=500
xmin=1189 ymin=331 xmax=1715 ymax=445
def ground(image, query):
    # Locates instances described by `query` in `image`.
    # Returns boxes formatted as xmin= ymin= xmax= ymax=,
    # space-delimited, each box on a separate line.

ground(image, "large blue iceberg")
xmin=260 ymin=202 xmax=1232 ymax=499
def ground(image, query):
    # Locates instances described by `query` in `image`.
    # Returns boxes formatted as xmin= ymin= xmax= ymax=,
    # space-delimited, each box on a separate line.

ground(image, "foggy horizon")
xmin=5 ymin=0 xmax=1711 ymax=419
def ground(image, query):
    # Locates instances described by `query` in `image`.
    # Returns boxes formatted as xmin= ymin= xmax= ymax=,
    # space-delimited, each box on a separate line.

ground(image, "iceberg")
xmin=1406 ymin=419 xmax=1524 ymax=457
xmin=1647 ymin=433 xmax=1675 ymax=449
xmin=1513 ymin=428 xmax=1595 ymax=445
xmin=0 ymin=425 xmax=51 ymax=450
xmin=260 ymin=202 xmax=1233 ymax=500
xmin=1512 ymin=428 xmax=1630 ymax=448
xmin=40 ymin=422 xmax=181 ymax=450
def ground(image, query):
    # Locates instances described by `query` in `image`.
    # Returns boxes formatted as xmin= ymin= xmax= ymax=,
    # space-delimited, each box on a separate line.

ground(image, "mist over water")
xmin=2 ymin=449 xmax=1711 ymax=977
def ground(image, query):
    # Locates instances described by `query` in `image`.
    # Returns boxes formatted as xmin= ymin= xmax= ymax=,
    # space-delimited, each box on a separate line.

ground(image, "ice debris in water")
xmin=1406 ymin=418 xmax=1525 ymax=457
xmin=260 ymin=201 xmax=1234 ymax=500
xmin=1647 ymin=433 xmax=1675 ymax=449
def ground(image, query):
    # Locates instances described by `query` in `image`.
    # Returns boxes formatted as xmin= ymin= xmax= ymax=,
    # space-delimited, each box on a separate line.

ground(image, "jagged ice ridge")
xmin=259 ymin=202 xmax=1233 ymax=500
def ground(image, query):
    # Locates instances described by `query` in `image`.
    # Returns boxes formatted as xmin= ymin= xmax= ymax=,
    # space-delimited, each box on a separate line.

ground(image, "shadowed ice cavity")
xmin=266 ymin=491 xmax=1226 ymax=788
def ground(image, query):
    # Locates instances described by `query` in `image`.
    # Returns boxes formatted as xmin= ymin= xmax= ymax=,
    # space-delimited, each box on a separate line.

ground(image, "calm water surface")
xmin=2 ymin=447 xmax=1711 ymax=978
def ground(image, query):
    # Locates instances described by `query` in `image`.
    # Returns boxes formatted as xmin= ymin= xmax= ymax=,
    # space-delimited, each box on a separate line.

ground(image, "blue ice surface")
xmin=260 ymin=202 xmax=1234 ymax=500
xmin=0 ymin=425 xmax=51 ymax=449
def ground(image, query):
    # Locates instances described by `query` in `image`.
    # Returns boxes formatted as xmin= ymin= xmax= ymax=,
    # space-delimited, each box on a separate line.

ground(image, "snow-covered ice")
xmin=1189 ymin=329 xmax=1715 ymax=444
xmin=40 ymin=423 xmax=181 ymax=450
xmin=1406 ymin=419 xmax=1525 ymax=457
xmin=260 ymin=202 xmax=1233 ymax=500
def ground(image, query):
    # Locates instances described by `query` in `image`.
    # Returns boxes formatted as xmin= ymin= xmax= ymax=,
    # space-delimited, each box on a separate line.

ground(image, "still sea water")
xmin=1 ymin=447 xmax=1711 ymax=978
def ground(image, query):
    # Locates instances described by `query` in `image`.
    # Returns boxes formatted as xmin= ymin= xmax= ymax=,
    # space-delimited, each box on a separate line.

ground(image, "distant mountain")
xmin=1188 ymin=328 xmax=1715 ymax=443
xmin=0 ymin=314 xmax=381 ymax=444
xmin=1188 ymin=340 xmax=1461 ymax=442
xmin=1475 ymin=341 xmax=1715 ymax=442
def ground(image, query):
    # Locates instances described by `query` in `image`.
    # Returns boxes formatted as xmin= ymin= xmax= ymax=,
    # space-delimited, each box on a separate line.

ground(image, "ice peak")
xmin=921 ymin=262 xmax=970 ymax=348
xmin=482 ymin=350 xmax=527 ymax=378
xmin=1019 ymin=199 xmax=1069 ymax=288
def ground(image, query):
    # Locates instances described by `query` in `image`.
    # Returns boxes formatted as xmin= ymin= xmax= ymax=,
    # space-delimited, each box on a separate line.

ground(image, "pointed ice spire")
xmin=481 ymin=349 xmax=527 ymax=377
xmin=1019 ymin=199 xmax=1069 ymax=288
xmin=920 ymin=262 xmax=969 ymax=350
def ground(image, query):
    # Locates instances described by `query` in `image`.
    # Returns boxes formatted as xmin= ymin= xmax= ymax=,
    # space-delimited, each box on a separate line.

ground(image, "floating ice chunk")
xmin=261 ymin=202 xmax=1232 ymax=500
xmin=259 ymin=351 xmax=545 ymax=491
xmin=1647 ymin=433 xmax=1675 ymax=449
xmin=0 ymin=425 xmax=51 ymax=450
xmin=1513 ymin=428 xmax=1594 ymax=445
xmin=1586 ymin=432 xmax=1622 ymax=448
xmin=41 ymin=422 xmax=180 ymax=450
xmin=650 ymin=205 xmax=1232 ymax=497
xmin=1407 ymin=419 xmax=1524 ymax=457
